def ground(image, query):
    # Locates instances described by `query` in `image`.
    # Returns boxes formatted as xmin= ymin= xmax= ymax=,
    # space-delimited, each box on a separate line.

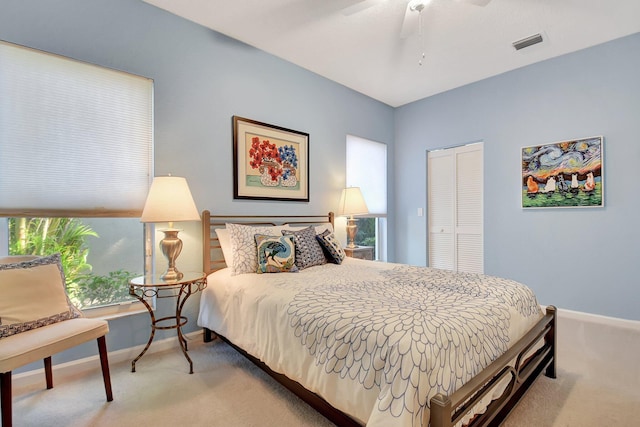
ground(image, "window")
xmin=346 ymin=135 xmax=387 ymax=260
xmin=0 ymin=41 xmax=153 ymax=312
xmin=5 ymin=217 xmax=142 ymax=310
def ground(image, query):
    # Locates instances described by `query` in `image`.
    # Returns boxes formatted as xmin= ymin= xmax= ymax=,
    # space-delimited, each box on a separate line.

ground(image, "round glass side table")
xmin=129 ymin=272 xmax=207 ymax=374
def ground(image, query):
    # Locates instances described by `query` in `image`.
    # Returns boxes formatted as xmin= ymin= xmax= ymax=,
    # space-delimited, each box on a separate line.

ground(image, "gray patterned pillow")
xmin=227 ymin=223 xmax=280 ymax=275
xmin=282 ymin=226 xmax=327 ymax=270
xmin=316 ymin=229 xmax=346 ymax=264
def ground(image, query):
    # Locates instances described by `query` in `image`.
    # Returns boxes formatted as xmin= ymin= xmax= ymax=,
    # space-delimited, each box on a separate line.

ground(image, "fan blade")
xmin=341 ymin=0 xmax=386 ymax=16
xmin=456 ymin=0 xmax=492 ymax=6
xmin=400 ymin=2 xmax=420 ymax=39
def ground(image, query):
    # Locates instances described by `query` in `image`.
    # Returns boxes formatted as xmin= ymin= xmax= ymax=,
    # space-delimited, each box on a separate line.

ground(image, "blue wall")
xmin=0 ymin=0 xmax=395 ymax=366
xmin=395 ymin=33 xmax=640 ymax=321
xmin=2 ymin=0 xmax=638 ymax=372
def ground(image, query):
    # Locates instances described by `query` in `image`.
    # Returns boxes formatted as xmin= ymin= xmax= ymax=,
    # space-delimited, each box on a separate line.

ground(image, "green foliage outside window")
xmin=72 ymin=269 xmax=135 ymax=309
xmin=8 ymin=218 xmax=136 ymax=309
xmin=355 ymin=217 xmax=376 ymax=247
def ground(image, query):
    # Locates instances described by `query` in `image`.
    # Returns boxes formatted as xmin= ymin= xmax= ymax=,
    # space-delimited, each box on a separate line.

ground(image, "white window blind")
xmin=346 ymin=135 xmax=387 ymax=215
xmin=0 ymin=41 xmax=153 ymax=217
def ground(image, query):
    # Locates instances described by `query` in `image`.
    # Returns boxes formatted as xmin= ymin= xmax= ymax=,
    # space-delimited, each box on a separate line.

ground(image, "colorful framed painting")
xmin=233 ymin=116 xmax=309 ymax=202
xmin=522 ymin=136 xmax=603 ymax=209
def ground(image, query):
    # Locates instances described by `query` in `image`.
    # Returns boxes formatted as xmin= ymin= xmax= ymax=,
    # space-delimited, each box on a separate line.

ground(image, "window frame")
xmin=0 ymin=40 xmax=154 ymax=316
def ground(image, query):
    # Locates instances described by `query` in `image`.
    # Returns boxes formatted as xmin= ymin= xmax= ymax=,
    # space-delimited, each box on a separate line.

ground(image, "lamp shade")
xmin=337 ymin=187 xmax=369 ymax=217
xmin=140 ymin=176 xmax=200 ymax=223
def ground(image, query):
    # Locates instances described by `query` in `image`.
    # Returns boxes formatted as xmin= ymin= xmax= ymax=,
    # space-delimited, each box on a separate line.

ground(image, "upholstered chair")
xmin=0 ymin=254 xmax=113 ymax=427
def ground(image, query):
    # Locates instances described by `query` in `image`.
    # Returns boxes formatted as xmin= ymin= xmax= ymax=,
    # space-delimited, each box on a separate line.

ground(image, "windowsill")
xmin=81 ymin=300 xmax=149 ymax=320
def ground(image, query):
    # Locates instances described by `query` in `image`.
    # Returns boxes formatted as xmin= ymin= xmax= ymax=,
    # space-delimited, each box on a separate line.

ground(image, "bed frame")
xmin=201 ymin=210 xmax=557 ymax=427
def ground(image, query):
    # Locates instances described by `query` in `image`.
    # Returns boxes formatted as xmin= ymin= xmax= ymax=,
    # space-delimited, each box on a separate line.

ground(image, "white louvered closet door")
xmin=427 ymin=143 xmax=483 ymax=273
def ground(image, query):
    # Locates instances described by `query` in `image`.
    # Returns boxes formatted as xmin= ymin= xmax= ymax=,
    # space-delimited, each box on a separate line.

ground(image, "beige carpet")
xmin=11 ymin=337 xmax=640 ymax=427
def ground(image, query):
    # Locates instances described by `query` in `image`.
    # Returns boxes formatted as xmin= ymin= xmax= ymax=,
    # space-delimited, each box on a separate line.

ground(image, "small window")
xmin=346 ymin=135 xmax=388 ymax=260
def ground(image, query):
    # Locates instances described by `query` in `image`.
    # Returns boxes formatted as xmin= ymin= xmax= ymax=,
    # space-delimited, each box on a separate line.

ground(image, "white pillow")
xmin=315 ymin=223 xmax=334 ymax=234
xmin=0 ymin=254 xmax=82 ymax=338
xmin=215 ymin=228 xmax=233 ymax=266
xmin=226 ymin=223 xmax=283 ymax=275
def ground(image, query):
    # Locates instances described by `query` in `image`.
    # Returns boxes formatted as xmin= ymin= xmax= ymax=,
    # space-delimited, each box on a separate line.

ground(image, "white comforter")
xmin=197 ymin=258 xmax=542 ymax=427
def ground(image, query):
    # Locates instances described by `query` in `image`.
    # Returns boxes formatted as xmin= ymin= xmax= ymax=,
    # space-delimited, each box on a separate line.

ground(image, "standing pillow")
xmin=285 ymin=223 xmax=334 ymax=235
xmin=281 ymin=226 xmax=327 ymax=270
xmin=214 ymin=228 xmax=233 ymax=266
xmin=316 ymin=229 xmax=347 ymax=264
xmin=315 ymin=223 xmax=334 ymax=235
xmin=255 ymin=234 xmax=298 ymax=273
xmin=0 ymin=253 xmax=82 ymax=339
xmin=227 ymin=223 xmax=282 ymax=275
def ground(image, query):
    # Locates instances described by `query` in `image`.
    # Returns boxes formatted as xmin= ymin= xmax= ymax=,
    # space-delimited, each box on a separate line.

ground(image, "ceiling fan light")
xmin=409 ymin=0 xmax=430 ymax=13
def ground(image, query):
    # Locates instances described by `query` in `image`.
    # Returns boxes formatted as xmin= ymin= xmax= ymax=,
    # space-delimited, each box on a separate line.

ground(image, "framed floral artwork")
xmin=521 ymin=136 xmax=603 ymax=208
xmin=233 ymin=116 xmax=309 ymax=202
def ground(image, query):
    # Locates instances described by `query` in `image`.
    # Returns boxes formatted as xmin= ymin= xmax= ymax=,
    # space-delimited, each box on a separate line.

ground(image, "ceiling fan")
xmin=341 ymin=0 xmax=492 ymax=65
xmin=342 ymin=0 xmax=492 ymax=39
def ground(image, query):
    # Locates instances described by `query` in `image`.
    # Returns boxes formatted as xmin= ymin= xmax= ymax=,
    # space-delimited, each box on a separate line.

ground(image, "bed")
xmin=198 ymin=210 xmax=556 ymax=427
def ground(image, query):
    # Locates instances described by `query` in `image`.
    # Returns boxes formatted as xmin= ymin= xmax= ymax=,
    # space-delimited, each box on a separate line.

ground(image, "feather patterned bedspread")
xmin=197 ymin=258 xmax=543 ymax=427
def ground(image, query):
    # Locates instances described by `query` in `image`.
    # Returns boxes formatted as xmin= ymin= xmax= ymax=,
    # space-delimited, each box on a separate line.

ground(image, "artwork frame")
xmin=521 ymin=136 xmax=603 ymax=209
xmin=233 ymin=116 xmax=309 ymax=202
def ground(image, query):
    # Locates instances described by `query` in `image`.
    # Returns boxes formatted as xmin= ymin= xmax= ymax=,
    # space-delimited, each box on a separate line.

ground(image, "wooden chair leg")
xmin=97 ymin=336 xmax=113 ymax=402
xmin=1 ymin=371 xmax=12 ymax=427
xmin=44 ymin=356 xmax=53 ymax=389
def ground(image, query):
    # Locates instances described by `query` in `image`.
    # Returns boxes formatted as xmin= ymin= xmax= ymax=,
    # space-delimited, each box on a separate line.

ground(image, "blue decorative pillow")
xmin=281 ymin=226 xmax=327 ymax=270
xmin=255 ymin=234 xmax=298 ymax=273
xmin=316 ymin=229 xmax=346 ymax=264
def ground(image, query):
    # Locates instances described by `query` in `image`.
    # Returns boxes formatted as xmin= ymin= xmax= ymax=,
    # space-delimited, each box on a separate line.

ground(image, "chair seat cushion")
xmin=0 ymin=318 xmax=108 ymax=373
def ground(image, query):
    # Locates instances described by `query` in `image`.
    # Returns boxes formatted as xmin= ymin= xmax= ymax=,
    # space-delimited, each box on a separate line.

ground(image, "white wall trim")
xmin=557 ymin=307 xmax=640 ymax=331
xmin=13 ymin=330 xmax=203 ymax=388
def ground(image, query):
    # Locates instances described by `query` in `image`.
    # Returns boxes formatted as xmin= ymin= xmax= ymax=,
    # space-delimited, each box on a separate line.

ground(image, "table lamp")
xmin=337 ymin=187 xmax=369 ymax=248
xmin=140 ymin=176 xmax=200 ymax=281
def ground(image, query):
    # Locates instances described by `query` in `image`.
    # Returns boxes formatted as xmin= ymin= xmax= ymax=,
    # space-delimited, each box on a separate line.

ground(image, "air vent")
xmin=512 ymin=33 xmax=544 ymax=51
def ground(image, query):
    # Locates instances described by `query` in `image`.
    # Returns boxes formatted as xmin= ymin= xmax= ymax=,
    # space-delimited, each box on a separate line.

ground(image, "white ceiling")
xmin=142 ymin=0 xmax=640 ymax=107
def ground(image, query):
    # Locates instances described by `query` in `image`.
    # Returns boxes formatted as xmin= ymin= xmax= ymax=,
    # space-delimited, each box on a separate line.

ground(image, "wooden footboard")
xmin=429 ymin=305 xmax=557 ymax=427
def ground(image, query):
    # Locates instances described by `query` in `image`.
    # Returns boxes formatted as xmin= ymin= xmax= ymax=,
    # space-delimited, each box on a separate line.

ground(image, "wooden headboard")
xmin=201 ymin=210 xmax=335 ymax=275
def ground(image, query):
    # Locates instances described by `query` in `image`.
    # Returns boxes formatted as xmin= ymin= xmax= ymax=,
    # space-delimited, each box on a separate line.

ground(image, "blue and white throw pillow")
xmin=316 ymin=229 xmax=346 ymax=264
xmin=255 ymin=234 xmax=298 ymax=273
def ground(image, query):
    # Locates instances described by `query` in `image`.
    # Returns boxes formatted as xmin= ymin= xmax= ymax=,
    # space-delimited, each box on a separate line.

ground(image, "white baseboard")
xmin=557 ymin=307 xmax=640 ymax=331
xmin=555 ymin=308 xmax=640 ymax=396
xmin=13 ymin=330 xmax=203 ymax=388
